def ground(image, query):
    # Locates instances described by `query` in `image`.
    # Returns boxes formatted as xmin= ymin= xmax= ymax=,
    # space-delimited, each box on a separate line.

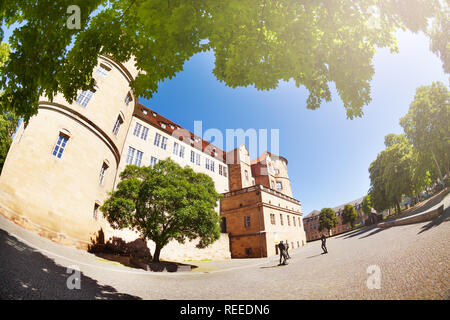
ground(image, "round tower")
xmin=0 ymin=55 xmax=139 ymax=249
xmin=271 ymin=154 xmax=293 ymax=198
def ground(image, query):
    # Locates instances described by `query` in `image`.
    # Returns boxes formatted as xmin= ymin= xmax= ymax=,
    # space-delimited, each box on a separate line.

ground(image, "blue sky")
xmin=139 ymin=31 xmax=448 ymax=215
xmin=2 ymin=24 xmax=448 ymax=215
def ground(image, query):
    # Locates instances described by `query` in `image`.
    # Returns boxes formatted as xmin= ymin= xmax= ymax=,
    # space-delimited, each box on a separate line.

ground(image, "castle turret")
xmin=0 ymin=55 xmax=139 ymax=249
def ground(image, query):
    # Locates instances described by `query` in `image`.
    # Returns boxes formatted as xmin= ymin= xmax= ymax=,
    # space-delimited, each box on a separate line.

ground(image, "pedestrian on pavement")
xmin=278 ymin=241 xmax=288 ymax=265
xmin=285 ymin=240 xmax=291 ymax=259
xmin=321 ymin=234 xmax=328 ymax=254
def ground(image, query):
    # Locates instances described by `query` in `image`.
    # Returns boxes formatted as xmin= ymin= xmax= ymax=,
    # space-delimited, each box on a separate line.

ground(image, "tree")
xmin=362 ymin=195 xmax=375 ymax=224
xmin=100 ymin=159 xmax=222 ymax=262
xmin=319 ymin=208 xmax=338 ymax=236
xmin=0 ymin=0 xmax=447 ymax=122
xmin=368 ymin=133 xmax=430 ymax=213
xmin=400 ymin=82 xmax=450 ymax=183
xmin=0 ymin=111 xmax=19 ymax=173
xmin=342 ymin=204 xmax=358 ymax=229
xmin=0 ymin=42 xmax=19 ymax=174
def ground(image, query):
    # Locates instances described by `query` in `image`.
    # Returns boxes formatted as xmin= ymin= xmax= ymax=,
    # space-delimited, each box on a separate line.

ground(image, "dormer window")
xmin=142 ymin=109 xmax=148 ymax=115
xmin=152 ymin=112 xmax=157 ymax=117
xmin=161 ymin=123 xmax=166 ymax=129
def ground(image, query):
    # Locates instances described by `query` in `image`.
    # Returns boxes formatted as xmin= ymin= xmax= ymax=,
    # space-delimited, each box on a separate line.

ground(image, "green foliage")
xmin=0 ymin=111 xmax=19 ymax=173
xmin=0 ymin=42 xmax=18 ymax=174
xmin=100 ymin=158 xmax=222 ymax=262
xmin=362 ymin=195 xmax=373 ymax=216
xmin=400 ymin=81 xmax=450 ymax=181
xmin=0 ymin=0 xmax=447 ymax=121
xmin=342 ymin=204 xmax=358 ymax=228
xmin=319 ymin=207 xmax=338 ymax=233
xmin=427 ymin=5 xmax=450 ymax=73
xmin=0 ymin=42 xmax=9 ymax=67
xmin=368 ymin=133 xmax=432 ymax=213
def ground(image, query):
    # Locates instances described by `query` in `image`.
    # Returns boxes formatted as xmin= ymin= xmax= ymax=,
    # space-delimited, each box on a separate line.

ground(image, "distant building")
xmin=303 ymin=197 xmax=378 ymax=241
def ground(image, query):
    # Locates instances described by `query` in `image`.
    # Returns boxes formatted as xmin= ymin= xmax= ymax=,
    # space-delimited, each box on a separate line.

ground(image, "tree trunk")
xmin=153 ymin=244 xmax=162 ymax=263
xmin=396 ymin=201 xmax=401 ymax=214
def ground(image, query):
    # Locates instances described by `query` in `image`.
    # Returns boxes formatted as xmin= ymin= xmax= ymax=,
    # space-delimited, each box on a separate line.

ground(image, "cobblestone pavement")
xmin=0 ymin=207 xmax=449 ymax=300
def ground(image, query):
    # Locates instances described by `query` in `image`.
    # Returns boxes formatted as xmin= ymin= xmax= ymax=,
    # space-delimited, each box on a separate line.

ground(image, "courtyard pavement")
xmin=0 ymin=205 xmax=449 ymax=300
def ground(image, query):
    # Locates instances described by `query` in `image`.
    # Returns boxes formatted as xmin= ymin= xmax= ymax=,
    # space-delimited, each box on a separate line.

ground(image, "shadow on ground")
xmin=418 ymin=206 xmax=450 ymax=235
xmin=0 ymin=229 xmax=141 ymax=300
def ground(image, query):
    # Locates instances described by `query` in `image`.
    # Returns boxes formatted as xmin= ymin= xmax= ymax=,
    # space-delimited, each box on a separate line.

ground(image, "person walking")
xmin=278 ymin=241 xmax=288 ymax=265
xmin=320 ymin=234 xmax=328 ymax=254
xmin=285 ymin=240 xmax=291 ymax=259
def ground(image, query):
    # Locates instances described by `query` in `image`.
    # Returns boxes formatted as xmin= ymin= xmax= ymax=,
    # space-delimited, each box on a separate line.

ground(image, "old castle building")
xmin=0 ymin=55 xmax=305 ymax=260
xmin=221 ymin=147 xmax=305 ymax=258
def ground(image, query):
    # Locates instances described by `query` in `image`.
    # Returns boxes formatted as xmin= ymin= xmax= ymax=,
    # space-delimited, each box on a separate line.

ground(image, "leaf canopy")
xmin=0 ymin=0 xmax=447 ymax=121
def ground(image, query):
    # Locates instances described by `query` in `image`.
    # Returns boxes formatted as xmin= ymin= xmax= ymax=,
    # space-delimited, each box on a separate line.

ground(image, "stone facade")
xmin=0 ymin=55 xmax=138 ymax=249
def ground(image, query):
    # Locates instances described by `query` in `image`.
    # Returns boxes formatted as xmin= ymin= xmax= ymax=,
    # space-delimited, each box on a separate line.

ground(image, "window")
xmin=274 ymin=169 xmax=280 ymax=175
xmin=179 ymin=145 xmax=185 ymax=158
xmin=210 ymin=160 xmax=215 ymax=172
xmin=287 ymin=215 xmax=291 ymax=226
xmin=280 ymin=214 xmax=284 ymax=226
xmin=126 ymin=147 xmax=135 ymax=164
xmin=161 ymin=136 xmax=167 ymax=150
xmin=223 ymin=166 xmax=227 ymax=177
xmin=154 ymin=133 xmax=161 ymax=147
xmin=190 ymin=151 xmax=195 ymax=163
xmin=133 ymin=123 xmax=142 ymax=137
xmin=135 ymin=150 xmax=143 ymax=166
xmin=298 ymin=217 xmax=301 ymax=228
xmin=112 ymin=115 xmax=123 ymax=135
xmin=52 ymin=134 xmax=69 ymax=159
xmin=141 ymin=127 xmax=149 ymax=141
xmin=76 ymin=90 xmax=94 ymax=107
xmin=125 ymin=92 xmax=133 ymax=106
xmin=161 ymin=123 xmax=166 ymax=129
xmin=244 ymin=170 xmax=249 ymax=180
xmin=99 ymin=162 xmax=108 ymax=185
xmin=95 ymin=64 xmax=111 ymax=78
xmin=196 ymin=153 xmax=201 ymax=166
xmin=150 ymin=156 xmax=158 ymax=166
xmin=270 ymin=214 xmax=276 ymax=225
xmin=276 ymin=181 xmax=283 ymax=190
xmin=244 ymin=216 xmax=251 ymax=228
xmin=93 ymin=203 xmax=100 ymax=220
xmin=219 ymin=164 xmax=223 ymax=176
xmin=205 ymin=158 xmax=210 ymax=170
xmin=293 ymin=217 xmax=296 ymax=226
xmin=173 ymin=142 xmax=179 ymax=155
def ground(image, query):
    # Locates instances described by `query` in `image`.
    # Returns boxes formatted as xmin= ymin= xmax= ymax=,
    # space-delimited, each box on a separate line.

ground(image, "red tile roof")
xmin=133 ymin=102 xmax=226 ymax=163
